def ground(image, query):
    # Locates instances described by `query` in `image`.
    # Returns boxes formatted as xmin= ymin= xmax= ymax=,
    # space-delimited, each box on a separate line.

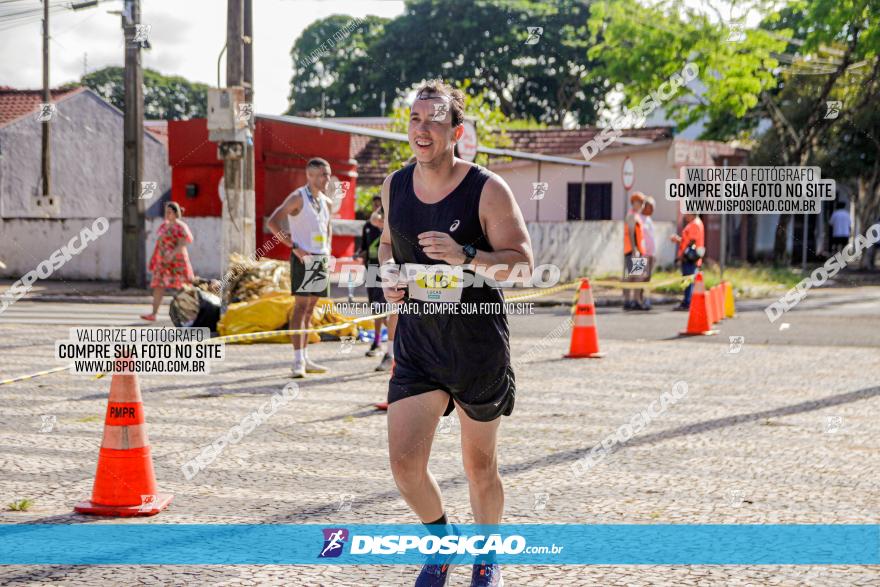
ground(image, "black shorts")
xmin=388 ymin=303 xmax=515 ymax=422
xmin=367 ymin=285 xmax=386 ymax=310
xmin=365 ymin=262 xmax=386 ymax=310
xmin=290 ymin=253 xmax=330 ymax=297
xmin=623 ymin=253 xmax=650 ymax=282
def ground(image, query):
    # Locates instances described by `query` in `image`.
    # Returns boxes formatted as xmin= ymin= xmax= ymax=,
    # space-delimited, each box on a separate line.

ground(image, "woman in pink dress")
xmin=141 ymin=202 xmax=195 ymax=321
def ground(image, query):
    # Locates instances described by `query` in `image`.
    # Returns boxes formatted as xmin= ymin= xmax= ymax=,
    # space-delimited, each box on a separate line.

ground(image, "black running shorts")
xmin=290 ymin=253 xmax=330 ymax=297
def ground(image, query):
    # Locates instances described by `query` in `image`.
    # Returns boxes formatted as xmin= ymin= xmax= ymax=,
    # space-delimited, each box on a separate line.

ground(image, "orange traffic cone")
xmin=709 ymin=285 xmax=721 ymax=324
xmin=706 ymin=285 xmax=716 ymax=323
xmin=713 ymin=285 xmax=725 ymax=322
xmin=565 ymin=278 xmax=604 ymax=358
xmin=75 ymin=361 xmax=172 ymax=516
xmin=680 ymin=273 xmax=717 ymax=336
xmin=704 ymin=284 xmax=716 ymax=324
xmin=723 ymin=281 xmax=736 ymax=318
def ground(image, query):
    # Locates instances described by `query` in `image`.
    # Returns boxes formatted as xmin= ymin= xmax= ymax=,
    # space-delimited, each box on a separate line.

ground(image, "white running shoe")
xmin=304 ymin=358 xmax=328 ymax=374
xmin=291 ymin=361 xmax=306 ymax=378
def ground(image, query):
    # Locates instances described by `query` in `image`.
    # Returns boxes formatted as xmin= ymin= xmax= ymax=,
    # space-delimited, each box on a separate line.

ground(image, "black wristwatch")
xmin=462 ymin=244 xmax=477 ymax=265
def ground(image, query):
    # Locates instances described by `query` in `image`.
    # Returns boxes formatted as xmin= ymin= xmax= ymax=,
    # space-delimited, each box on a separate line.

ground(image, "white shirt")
xmin=641 ymin=214 xmax=656 ymax=256
xmin=288 ymin=185 xmax=330 ymax=254
xmin=829 ymin=209 xmax=851 ymax=238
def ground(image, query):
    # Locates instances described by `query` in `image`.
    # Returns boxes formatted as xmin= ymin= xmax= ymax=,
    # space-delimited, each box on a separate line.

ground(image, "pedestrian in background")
xmin=141 ymin=202 xmax=195 ymax=321
xmin=623 ymin=192 xmax=648 ymax=311
xmin=829 ymin=201 xmax=851 ymax=254
xmin=640 ymin=196 xmax=657 ymax=310
xmin=358 ymin=194 xmax=388 ymax=359
xmin=670 ymin=213 xmax=704 ymax=311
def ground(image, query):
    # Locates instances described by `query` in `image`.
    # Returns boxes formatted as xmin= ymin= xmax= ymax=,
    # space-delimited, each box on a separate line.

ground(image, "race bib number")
xmin=311 ymin=232 xmax=327 ymax=251
xmin=405 ymin=264 xmax=464 ymax=303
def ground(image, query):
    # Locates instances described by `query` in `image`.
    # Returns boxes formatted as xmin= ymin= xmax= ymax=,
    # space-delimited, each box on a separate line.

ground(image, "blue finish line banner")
xmin=1 ymin=524 xmax=878 ymax=565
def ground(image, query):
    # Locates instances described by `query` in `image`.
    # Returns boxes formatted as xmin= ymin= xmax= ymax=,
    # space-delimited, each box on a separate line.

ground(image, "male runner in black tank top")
xmin=378 ymin=80 xmax=533 ymax=587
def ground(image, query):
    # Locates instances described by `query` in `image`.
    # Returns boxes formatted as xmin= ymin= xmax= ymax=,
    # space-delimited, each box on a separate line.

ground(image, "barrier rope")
xmin=0 ymin=273 xmax=698 ymax=386
xmin=0 ymin=366 xmax=70 ymax=387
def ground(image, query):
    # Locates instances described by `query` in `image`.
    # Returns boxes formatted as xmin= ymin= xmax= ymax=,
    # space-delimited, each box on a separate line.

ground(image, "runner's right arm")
xmin=267 ymin=191 xmax=305 ymax=259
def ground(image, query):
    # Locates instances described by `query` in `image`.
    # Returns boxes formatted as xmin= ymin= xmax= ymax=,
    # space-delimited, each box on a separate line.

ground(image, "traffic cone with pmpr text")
xmin=565 ymin=278 xmax=605 ymax=358
xmin=75 ymin=360 xmax=172 ymax=516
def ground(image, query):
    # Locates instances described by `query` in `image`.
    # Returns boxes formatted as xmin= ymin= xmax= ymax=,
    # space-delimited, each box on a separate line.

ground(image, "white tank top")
xmin=288 ymin=185 xmax=330 ymax=254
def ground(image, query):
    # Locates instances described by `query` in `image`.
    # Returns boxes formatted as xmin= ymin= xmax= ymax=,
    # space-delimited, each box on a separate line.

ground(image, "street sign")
xmin=622 ymin=156 xmax=635 ymax=190
xmin=458 ymin=121 xmax=478 ymax=162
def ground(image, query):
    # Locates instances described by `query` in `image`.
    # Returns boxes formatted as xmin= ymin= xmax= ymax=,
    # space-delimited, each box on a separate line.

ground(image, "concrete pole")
xmin=121 ymin=0 xmax=146 ymax=289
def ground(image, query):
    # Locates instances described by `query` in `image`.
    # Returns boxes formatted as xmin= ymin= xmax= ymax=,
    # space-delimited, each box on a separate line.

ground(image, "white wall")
xmin=0 ymin=90 xmax=170 ymax=220
xmin=0 ymin=89 xmax=180 ymax=282
xmin=146 ymin=216 xmax=222 ymax=281
xmin=0 ymin=218 xmax=119 ymax=280
xmin=491 ymin=142 xmax=678 ymax=224
xmin=527 ymin=220 xmax=676 ymax=280
xmin=0 ymin=216 xmax=221 ymax=281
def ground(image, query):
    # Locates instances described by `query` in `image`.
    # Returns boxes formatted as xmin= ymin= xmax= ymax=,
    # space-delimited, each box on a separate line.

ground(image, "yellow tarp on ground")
xmin=217 ymin=293 xmax=362 ymax=344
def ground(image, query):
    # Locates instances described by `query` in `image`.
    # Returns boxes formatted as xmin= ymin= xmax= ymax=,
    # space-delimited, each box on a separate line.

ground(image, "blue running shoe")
xmin=415 ymin=524 xmax=460 ymax=586
xmin=470 ymin=562 xmax=503 ymax=586
xmin=414 ymin=560 xmax=452 ymax=586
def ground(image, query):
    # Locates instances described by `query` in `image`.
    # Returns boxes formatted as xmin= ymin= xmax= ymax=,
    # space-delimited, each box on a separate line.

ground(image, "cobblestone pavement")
xmin=1 ymin=301 xmax=878 ymax=585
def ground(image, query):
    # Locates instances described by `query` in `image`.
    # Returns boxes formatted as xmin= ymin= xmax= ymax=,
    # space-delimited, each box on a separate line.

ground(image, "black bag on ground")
xmin=170 ymin=287 xmax=221 ymax=330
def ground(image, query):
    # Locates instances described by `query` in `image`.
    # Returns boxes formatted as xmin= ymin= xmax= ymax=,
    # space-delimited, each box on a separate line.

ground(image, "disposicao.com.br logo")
xmin=320 ymin=526 xmax=562 ymax=560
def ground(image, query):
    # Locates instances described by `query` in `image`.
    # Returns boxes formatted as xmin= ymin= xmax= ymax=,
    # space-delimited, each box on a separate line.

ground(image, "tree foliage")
xmin=288 ymin=0 xmax=603 ymax=125
xmin=587 ymin=0 xmax=879 ymax=262
xmin=79 ymin=66 xmax=209 ymax=120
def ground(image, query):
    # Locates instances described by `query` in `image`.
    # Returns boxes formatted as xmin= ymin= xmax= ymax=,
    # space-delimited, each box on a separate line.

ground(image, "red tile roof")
xmin=0 ymin=86 xmax=86 ymax=127
xmin=144 ymin=120 xmax=169 ymax=147
xmin=502 ymin=126 xmax=673 ymax=156
xmin=349 ymin=125 xmax=674 ymax=186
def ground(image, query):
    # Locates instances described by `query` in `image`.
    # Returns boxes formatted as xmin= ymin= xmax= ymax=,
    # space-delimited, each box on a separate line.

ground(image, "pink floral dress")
xmin=149 ymin=220 xmax=195 ymax=289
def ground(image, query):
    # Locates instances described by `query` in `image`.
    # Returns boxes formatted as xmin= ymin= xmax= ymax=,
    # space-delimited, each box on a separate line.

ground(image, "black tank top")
xmin=389 ymin=162 xmax=505 ymax=307
xmin=388 ymin=162 xmax=512 ymax=389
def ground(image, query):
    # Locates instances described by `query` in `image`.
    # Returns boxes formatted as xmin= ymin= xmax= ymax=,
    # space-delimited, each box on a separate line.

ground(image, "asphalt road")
xmin=0 ymin=286 xmax=878 ymax=586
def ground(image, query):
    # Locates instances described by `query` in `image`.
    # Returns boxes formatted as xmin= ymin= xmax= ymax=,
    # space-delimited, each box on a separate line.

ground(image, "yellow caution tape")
xmin=0 ymin=365 xmax=70 ymax=387
xmin=1 ymin=274 xmax=697 ymax=386
xmin=590 ymin=273 xmax=696 ymax=291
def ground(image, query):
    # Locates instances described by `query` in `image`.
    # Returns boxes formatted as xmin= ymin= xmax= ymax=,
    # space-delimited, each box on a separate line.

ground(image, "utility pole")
xmin=242 ymin=0 xmax=255 ymax=257
xmin=218 ymin=0 xmax=255 ymax=278
xmin=243 ymin=0 xmax=253 ymax=104
xmin=41 ymin=0 xmax=50 ymax=202
xmin=121 ymin=0 xmax=146 ymax=288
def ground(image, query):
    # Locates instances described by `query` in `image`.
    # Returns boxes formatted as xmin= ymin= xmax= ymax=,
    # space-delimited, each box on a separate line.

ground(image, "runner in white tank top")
xmin=288 ymin=184 xmax=331 ymax=255
xmin=266 ymin=158 xmax=333 ymax=378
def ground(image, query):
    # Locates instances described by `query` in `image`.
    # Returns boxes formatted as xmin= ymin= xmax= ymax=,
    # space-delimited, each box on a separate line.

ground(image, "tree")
xmin=79 ymin=66 xmax=209 ymax=120
xmin=754 ymin=1 xmax=879 ymax=259
xmin=586 ymin=0 xmax=879 ymax=263
xmin=288 ymin=0 xmax=604 ymax=125
xmin=586 ymin=0 xmax=787 ymax=136
xmin=288 ymin=14 xmax=391 ymax=117
xmin=815 ymin=59 xmax=880 ymax=258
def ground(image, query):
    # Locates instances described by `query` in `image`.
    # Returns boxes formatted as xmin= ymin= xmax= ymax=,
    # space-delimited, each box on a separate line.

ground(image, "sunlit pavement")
xmin=1 ymin=289 xmax=878 ymax=585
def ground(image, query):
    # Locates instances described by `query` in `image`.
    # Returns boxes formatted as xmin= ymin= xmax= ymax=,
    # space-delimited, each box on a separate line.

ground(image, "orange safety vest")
xmin=624 ymin=214 xmax=645 ymax=256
